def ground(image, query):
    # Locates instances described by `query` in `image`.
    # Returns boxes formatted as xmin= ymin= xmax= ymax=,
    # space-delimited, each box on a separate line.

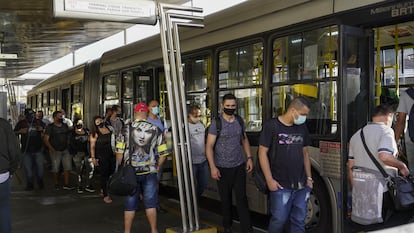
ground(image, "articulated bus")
xmin=27 ymin=0 xmax=414 ymax=232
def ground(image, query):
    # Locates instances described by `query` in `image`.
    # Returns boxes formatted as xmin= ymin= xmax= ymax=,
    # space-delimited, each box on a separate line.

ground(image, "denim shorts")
xmin=124 ymin=173 xmax=158 ymax=211
xmin=51 ymin=150 xmax=72 ymax=172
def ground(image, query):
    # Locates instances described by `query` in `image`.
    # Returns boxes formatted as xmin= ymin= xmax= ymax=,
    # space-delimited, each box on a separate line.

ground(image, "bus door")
xmin=339 ymin=25 xmax=372 ymax=232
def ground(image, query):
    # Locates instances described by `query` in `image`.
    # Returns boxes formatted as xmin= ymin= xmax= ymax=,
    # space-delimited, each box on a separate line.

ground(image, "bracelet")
xmin=307 ymin=177 xmax=313 ymax=182
xmin=247 ymin=156 xmax=253 ymax=160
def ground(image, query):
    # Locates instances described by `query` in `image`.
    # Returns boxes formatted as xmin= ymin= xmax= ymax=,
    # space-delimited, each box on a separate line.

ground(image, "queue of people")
xmin=4 ymin=86 xmax=414 ymax=233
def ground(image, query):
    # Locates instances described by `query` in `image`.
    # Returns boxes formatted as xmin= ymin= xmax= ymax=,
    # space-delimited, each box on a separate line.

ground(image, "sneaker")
xmin=84 ymin=185 xmax=95 ymax=193
xmin=63 ymin=185 xmax=75 ymax=191
xmin=77 ymin=187 xmax=84 ymax=194
xmin=54 ymin=184 xmax=60 ymax=191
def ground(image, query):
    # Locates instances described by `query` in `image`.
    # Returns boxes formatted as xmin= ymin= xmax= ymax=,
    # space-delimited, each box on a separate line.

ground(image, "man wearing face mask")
xmin=206 ymin=93 xmax=253 ymax=233
xmin=188 ymin=105 xmax=208 ymax=199
xmin=258 ymin=96 xmax=312 ymax=233
xmin=44 ymin=111 xmax=73 ymax=190
xmin=347 ymin=104 xmax=409 ymax=224
xmin=147 ymin=100 xmax=168 ymax=182
xmin=14 ymin=109 xmax=45 ymax=190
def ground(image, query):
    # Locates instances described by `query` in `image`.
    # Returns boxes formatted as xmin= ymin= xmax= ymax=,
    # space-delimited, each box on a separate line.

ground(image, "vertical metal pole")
xmin=165 ymin=13 xmax=194 ymax=229
xmin=172 ymin=22 xmax=200 ymax=229
xmin=158 ymin=4 xmax=203 ymax=232
xmin=158 ymin=4 xmax=188 ymax=232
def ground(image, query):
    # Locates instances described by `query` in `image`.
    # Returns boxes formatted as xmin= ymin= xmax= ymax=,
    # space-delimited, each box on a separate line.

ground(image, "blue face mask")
xmin=293 ymin=110 xmax=307 ymax=125
xmin=151 ymin=106 xmax=160 ymax=115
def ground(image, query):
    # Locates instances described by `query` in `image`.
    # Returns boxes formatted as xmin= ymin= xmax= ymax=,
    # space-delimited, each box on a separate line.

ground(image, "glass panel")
xmin=272 ymin=26 xmax=339 ymax=82
xmin=184 ymin=54 xmax=212 ymax=125
xmin=134 ymin=74 xmax=152 ymax=104
xmin=72 ymin=82 xmax=82 ymax=102
xmin=218 ymin=88 xmax=262 ymax=132
xmin=42 ymin=93 xmax=47 ymax=105
xmin=218 ymin=42 xmax=263 ymax=88
xmin=71 ymin=103 xmax=83 ymax=121
xmin=50 ymin=90 xmax=55 ymax=105
xmin=122 ymin=72 xmax=134 ymax=99
xmin=402 ymin=47 xmax=414 ymax=81
xmin=103 ymin=74 xmax=119 ymax=100
xmin=184 ymin=55 xmax=210 ymax=92
xmin=271 ymin=82 xmax=337 ymax=135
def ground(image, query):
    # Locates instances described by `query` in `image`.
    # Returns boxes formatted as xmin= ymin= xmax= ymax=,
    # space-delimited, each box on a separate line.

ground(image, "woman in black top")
xmin=89 ymin=116 xmax=115 ymax=203
xmin=68 ymin=118 xmax=95 ymax=194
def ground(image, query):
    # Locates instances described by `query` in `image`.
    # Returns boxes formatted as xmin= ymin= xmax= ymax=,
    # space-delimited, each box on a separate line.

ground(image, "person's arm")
xmin=206 ymin=132 xmax=220 ymax=180
xmin=43 ymin=133 xmax=56 ymax=155
xmin=258 ymin=145 xmax=282 ymax=190
xmin=379 ymin=151 xmax=409 ymax=176
xmin=303 ymin=146 xmax=313 ymax=189
xmin=394 ymin=112 xmax=407 ymax=143
xmin=347 ymin=159 xmax=355 ymax=188
xmin=89 ymin=134 xmax=99 ymax=165
xmin=242 ymin=132 xmax=253 ymax=172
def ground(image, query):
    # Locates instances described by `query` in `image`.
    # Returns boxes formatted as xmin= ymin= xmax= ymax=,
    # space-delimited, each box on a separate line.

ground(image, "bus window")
xmin=103 ymin=73 xmax=119 ymax=100
xmin=218 ymin=88 xmax=262 ymax=132
xmin=271 ymin=26 xmax=339 ymax=137
xmin=184 ymin=54 xmax=211 ymax=126
xmin=218 ymin=42 xmax=263 ymax=88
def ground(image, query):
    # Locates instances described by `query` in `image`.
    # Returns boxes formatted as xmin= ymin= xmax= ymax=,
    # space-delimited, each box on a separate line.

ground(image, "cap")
xmin=134 ymin=103 xmax=149 ymax=113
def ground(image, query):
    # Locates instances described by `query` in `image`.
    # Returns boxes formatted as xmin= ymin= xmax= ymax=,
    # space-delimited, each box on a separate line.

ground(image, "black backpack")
xmin=406 ymin=88 xmax=414 ymax=142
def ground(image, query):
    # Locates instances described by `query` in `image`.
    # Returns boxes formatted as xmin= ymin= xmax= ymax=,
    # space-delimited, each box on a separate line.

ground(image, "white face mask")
xmin=293 ymin=110 xmax=307 ymax=125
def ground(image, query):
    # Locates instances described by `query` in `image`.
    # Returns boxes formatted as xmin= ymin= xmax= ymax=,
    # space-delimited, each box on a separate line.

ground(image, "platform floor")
xmin=8 ymin=168 xmax=251 ymax=233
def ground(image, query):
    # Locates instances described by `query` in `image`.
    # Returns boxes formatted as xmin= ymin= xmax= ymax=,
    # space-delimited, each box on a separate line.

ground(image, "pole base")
xmin=166 ymin=224 xmax=217 ymax=233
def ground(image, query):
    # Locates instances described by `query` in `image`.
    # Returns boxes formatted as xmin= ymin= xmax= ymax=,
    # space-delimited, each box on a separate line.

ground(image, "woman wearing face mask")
xmin=68 ymin=119 xmax=95 ymax=194
xmin=89 ymin=116 xmax=116 ymax=203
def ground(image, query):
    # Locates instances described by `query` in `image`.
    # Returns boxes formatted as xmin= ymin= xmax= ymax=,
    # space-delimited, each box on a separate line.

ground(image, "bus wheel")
xmin=305 ymin=173 xmax=332 ymax=232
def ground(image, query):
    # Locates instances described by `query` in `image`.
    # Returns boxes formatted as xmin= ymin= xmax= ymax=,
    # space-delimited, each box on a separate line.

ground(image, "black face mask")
xmin=116 ymin=113 xmax=122 ymax=118
xmin=223 ymin=108 xmax=236 ymax=116
xmin=75 ymin=124 xmax=83 ymax=129
xmin=97 ymin=123 xmax=104 ymax=128
xmin=58 ymin=118 xmax=64 ymax=123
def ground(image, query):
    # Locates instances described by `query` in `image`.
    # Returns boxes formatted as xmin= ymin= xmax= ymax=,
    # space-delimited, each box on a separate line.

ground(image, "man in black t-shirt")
xmin=258 ymin=96 xmax=313 ymax=233
xmin=44 ymin=111 xmax=73 ymax=190
xmin=14 ymin=109 xmax=45 ymax=190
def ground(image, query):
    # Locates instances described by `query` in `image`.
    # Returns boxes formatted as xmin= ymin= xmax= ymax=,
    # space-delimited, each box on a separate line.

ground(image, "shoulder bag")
xmin=253 ymin=119 xmax=278 ymax=194
xmin=360 ymin=128 xmax=414 ymax=210
xmin=108 ymin=156 xmax=137 ymax=196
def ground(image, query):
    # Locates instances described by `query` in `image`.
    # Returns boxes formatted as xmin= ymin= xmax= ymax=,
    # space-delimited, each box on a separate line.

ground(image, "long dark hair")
xmin=90 ymin=115 xmax=102 ymax=137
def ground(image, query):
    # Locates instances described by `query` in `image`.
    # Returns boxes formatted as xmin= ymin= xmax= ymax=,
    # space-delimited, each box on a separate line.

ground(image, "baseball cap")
xmin=134 ymin=103 xmax=149 ymax=113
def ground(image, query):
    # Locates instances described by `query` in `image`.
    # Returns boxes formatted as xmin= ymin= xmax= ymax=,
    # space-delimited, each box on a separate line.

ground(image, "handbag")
xmin=108 ymin=157 xmax=137 ymax=196
xmin=360 ymin=128 xmax=414 ymax=210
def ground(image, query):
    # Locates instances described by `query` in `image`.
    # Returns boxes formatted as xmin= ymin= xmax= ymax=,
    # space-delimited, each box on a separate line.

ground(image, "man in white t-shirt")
xmin=394 ymin=88 xmax=414 ymax=170
xmin=349 ymin=104 xmax=409 ymax=183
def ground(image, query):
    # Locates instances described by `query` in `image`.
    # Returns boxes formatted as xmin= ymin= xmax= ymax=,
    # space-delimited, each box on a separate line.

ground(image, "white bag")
xmin=351 ymin=168 xmax=385 ymax=225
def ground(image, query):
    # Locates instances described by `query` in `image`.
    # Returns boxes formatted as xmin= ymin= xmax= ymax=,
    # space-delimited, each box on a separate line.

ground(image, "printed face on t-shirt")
xmin=131 ymin=122 xmax=158 ymax=147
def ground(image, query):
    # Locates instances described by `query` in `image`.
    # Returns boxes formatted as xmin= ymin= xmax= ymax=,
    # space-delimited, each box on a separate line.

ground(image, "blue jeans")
xmin=124 ymin=173 xmax=158 ymax=211
xmin=192 ymin=160 xmax=209 ymax=198
xmin=0 ymin=177 xmax=11 ymax=233
xmin=268 ymin=186 xmax=311 ymax=233
xmin=23 ymin=151 xmax=44 ymax=186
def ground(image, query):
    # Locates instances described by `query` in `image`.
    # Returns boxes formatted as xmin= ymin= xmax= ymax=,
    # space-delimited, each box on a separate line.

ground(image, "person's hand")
xmin=246 ymin=159 xmax=253 ymax=173
xmin=210 ymin=166 xmax=221 ymax=180
xmin=91 ymin=158 xmax=99 ymax=166
xmin=400 ymin=164 xmax=410 ymax=177
xmin=307 ymin=179 xmax=314 ymax=189
xmin=268 ymin=178 xmax=283 ymax=191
